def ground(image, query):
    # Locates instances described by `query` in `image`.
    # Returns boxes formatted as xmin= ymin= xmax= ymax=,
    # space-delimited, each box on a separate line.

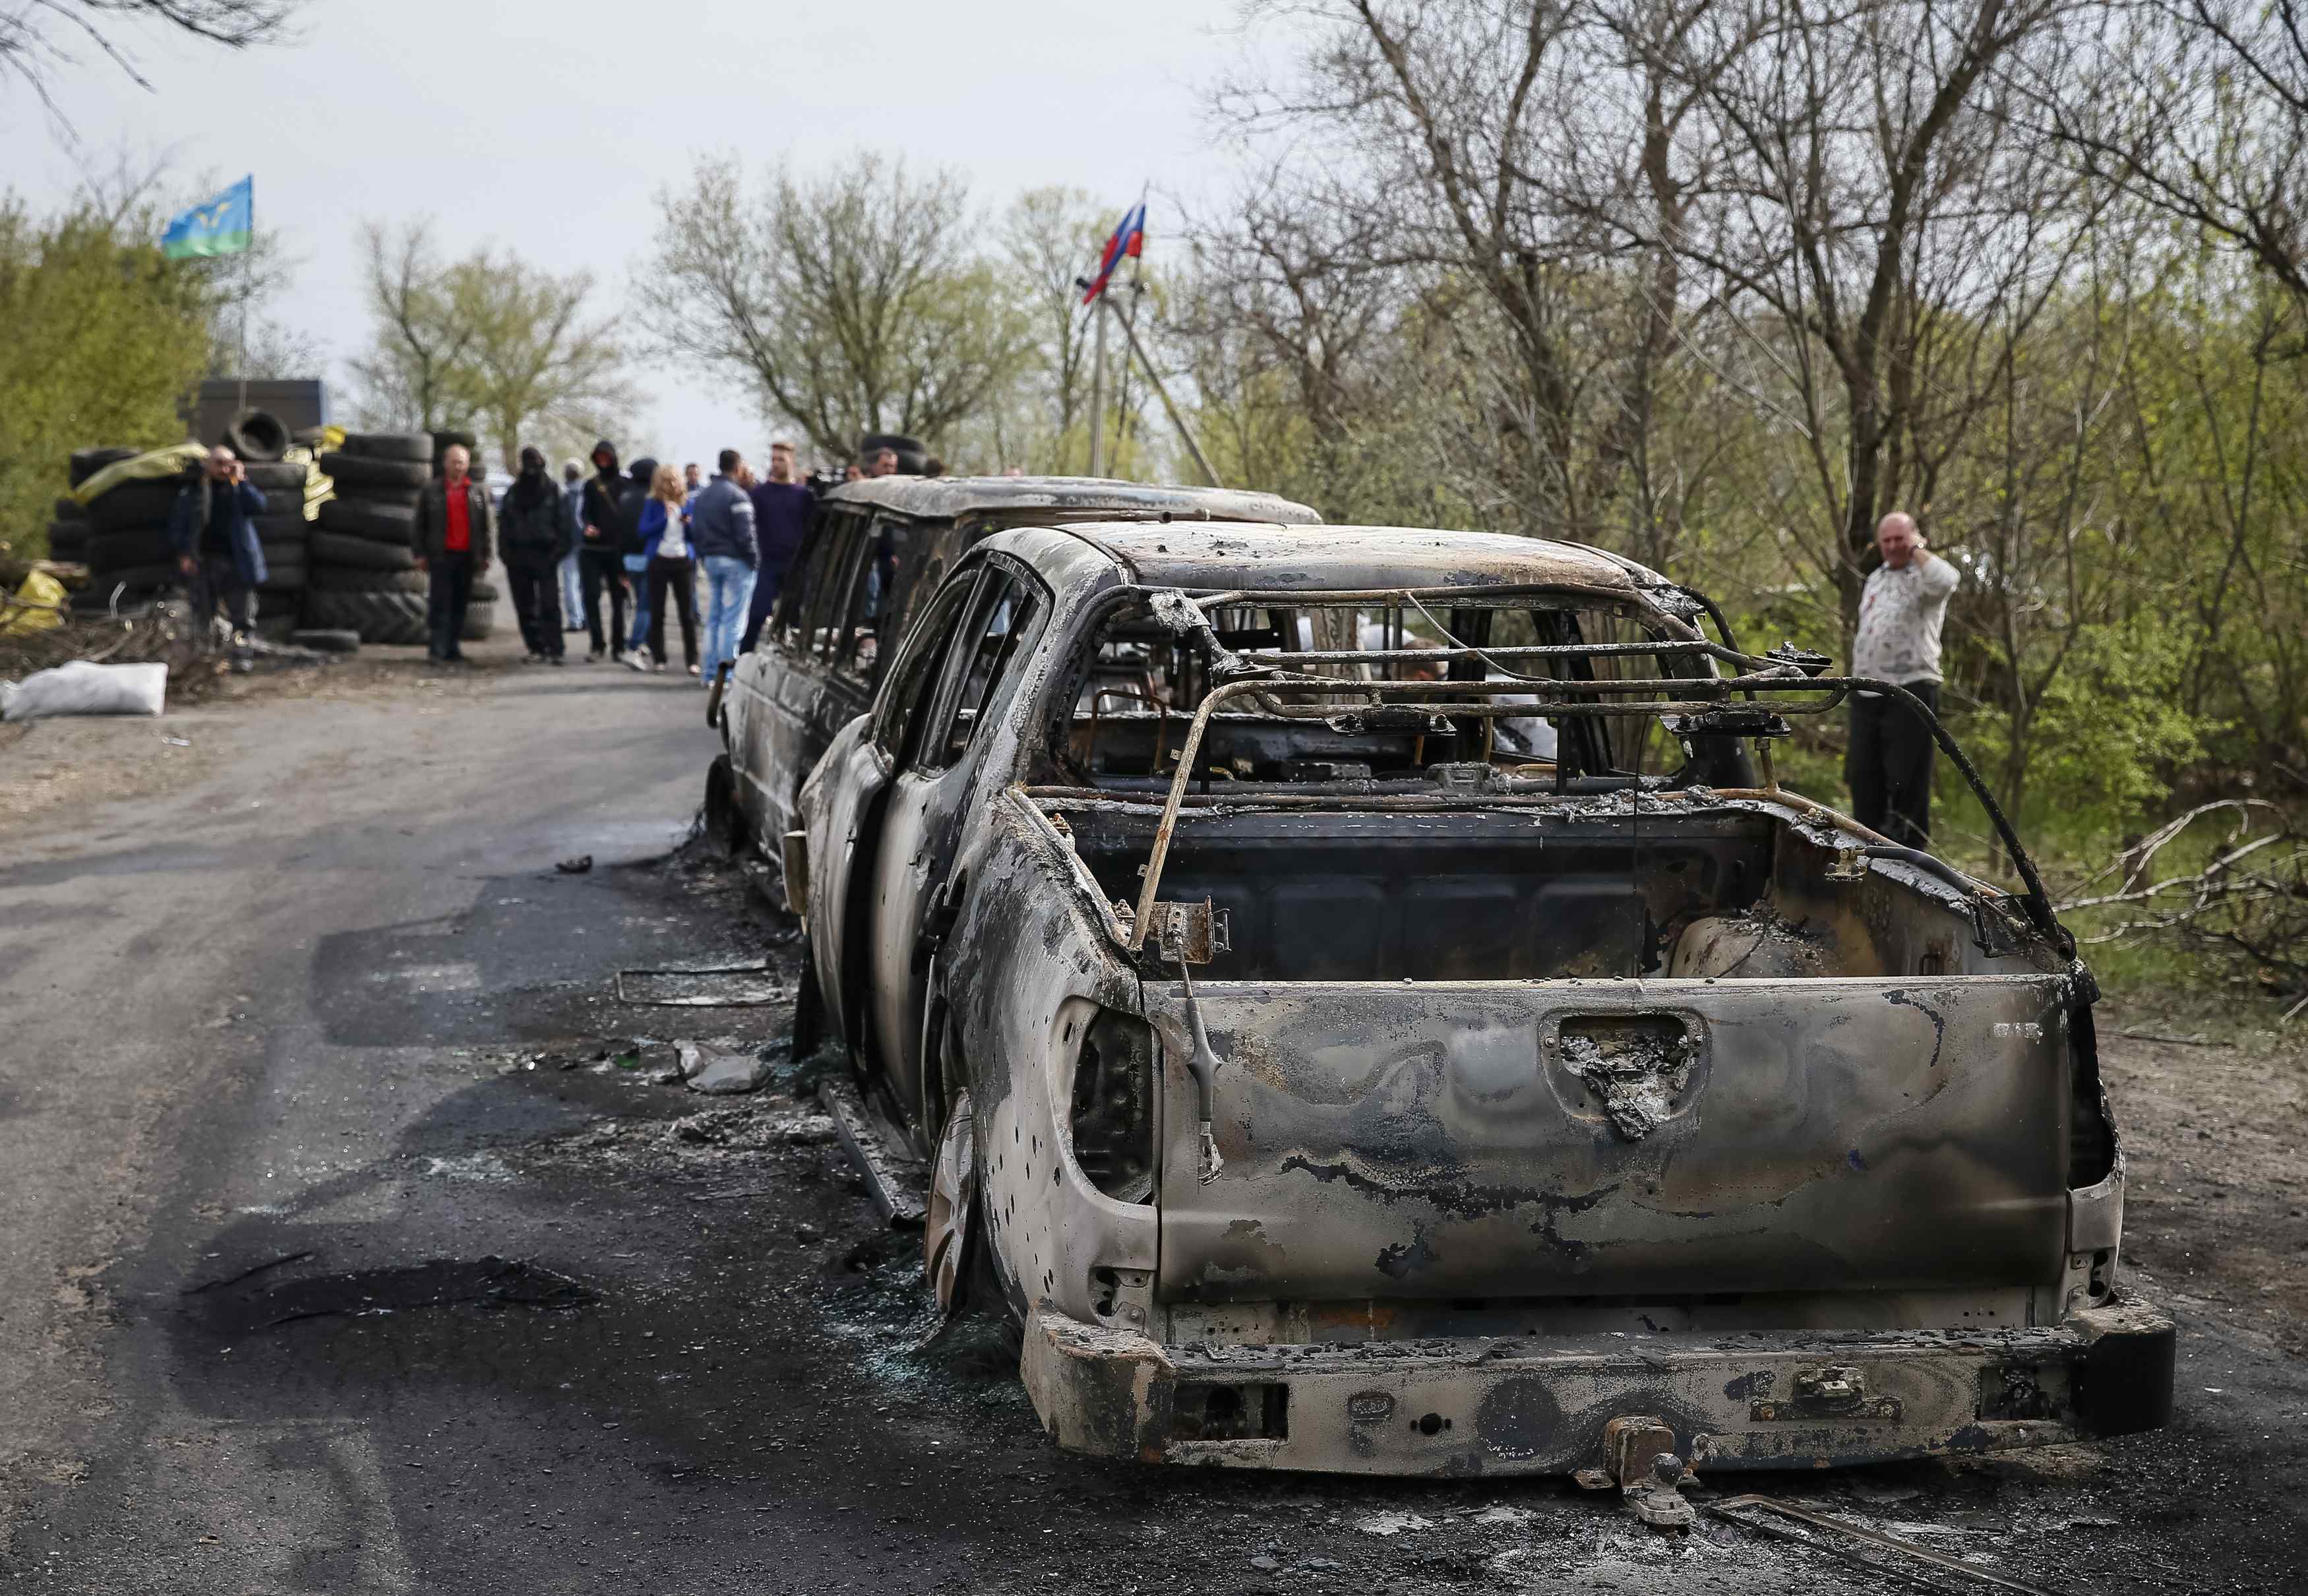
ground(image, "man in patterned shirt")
xmin=1847 ymin=511 xmax=1959 ymax=845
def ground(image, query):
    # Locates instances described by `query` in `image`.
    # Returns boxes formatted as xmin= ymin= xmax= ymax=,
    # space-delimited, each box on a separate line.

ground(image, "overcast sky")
xmin=3 ymin=0 xmax=1280 ymax=463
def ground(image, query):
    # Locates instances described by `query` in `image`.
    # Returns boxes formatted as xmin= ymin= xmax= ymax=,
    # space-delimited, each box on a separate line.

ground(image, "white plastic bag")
xmin=0 ymin=660 xmax=168 ymax=722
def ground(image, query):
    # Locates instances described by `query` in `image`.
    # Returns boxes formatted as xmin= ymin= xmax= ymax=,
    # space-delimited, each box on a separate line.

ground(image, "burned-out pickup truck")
xmin=788 ymin=520 xmax=2170 ymax=1495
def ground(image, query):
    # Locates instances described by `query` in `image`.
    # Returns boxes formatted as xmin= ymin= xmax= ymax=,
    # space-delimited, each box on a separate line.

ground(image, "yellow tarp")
xmin=1 ymin=570 xmax=68 ymax=634
xmin=69 ymin=443 xmax=206 ymax=506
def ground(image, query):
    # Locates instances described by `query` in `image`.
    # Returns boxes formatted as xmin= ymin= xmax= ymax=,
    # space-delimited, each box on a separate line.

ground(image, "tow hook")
xmin=1574 ymin=1416 xmax=1697 ymax=1531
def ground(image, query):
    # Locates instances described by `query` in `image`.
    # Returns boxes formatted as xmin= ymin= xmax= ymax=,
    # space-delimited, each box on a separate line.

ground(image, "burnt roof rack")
xmin=1120 ymin=588 xmax=2058 ymax=950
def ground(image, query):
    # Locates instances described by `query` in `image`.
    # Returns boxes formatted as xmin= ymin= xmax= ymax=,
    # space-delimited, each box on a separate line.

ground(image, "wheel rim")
xmin=925 ymin=1090 xmax=975 ymax=1313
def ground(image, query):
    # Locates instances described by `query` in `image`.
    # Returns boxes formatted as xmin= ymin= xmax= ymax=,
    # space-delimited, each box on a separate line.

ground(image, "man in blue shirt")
xmin=689 ymin=448 xmax=758 ymax=687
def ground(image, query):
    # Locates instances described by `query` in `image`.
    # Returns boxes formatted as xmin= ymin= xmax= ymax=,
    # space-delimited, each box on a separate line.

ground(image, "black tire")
xmin=69 ymin=446 xmax=139 ymax=487
xmin=790 ymin=935 xmax=826 ymax=1060
xmin=243 ymin=461 xmax=308 ymax=493
xmin=310 ymin=531 xmax=417 ymax=571
xmin=258 ymin=572 xmax=308 ymax=595
xmin=458 ymin=601 xmax=496 ymax=642
xmin=86 ymin=478 xmax=187 ymax=533
xmin=470 ymin=578 xmax=499 ymax=603
xmin=704 ymin=754 xmax=748 ymax=858
xmin=53 ymin=496 xmax=87 ymax=522
xmin=86 ymin=528 xmax=175 ymax=570
xmin=46 ymin=524 xmax=88 ymax=558
xmin=330 ymin=482 xmax=425 ymax=511
xmin=223 ymin=408 xmax=289 ymax=462
xmin=253 ymin=513 xmax=309 ymax=547
xmin=319 ymin=452 xmax=431 ymax=492
xmin=303 ymin=588 xmax=429 ymax=646
xmin=309 ymin=566 xmax=427 ymax=594
xmin=316 ymin=499 xmax=417 ymax=544
xmin=339 ymin=431 xmax=433 ymax=462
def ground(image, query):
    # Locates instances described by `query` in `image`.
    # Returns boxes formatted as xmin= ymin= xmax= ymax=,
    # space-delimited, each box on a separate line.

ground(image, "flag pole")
xmin=1110 ymin=303 xmax=1221 ymax=488
xmin=1087 ymin=286 xmax=1108 ymax=477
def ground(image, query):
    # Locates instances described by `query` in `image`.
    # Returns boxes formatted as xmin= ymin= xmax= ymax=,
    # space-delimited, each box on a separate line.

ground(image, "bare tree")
xmin=347 ymin=220 xmax=484 ymax=434
xmin=639 ymin=151 xmax=1029 ymax=460
xmin=349 ymin=220 xmax=631 ymax=464
xmin=2039 ymin=1 xmax=2308 ymax=317
xmin=1 ymin=1 xmax=295 ymax=107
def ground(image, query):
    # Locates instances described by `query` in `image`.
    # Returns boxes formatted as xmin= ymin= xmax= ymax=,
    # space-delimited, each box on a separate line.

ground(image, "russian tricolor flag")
xmin=1081 ymin=201 xmax=1146 ymax=304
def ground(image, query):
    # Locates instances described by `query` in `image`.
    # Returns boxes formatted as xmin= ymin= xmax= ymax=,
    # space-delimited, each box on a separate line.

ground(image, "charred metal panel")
xmin=941 ymin=795 xmax=1155 ymax=1328
xmin=1023 ymin=1297 xmax=2172 ymax=1476
xmin=1148 ymin=976 xmax=2074 ymax=1305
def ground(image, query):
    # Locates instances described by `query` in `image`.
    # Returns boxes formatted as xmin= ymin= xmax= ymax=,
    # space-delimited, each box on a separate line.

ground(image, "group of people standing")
xmin=494 ymin=438 xmax=814 ymax=681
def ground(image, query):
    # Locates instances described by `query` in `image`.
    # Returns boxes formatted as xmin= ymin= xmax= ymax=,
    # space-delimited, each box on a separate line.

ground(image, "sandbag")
xmin=1 ymin=660 xmax=168 ymax=722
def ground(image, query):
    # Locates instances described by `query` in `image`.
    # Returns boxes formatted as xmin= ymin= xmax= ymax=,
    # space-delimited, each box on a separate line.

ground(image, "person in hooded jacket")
xmin=501 ymin=446 xmax=573 ymax=663
xmin=578 ymin=440 xmax=630 ymax=662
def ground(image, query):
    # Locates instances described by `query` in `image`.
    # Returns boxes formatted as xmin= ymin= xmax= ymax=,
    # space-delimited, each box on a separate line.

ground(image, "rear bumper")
xmin=1021 ymin=1294 xmax=2173 ymax=1475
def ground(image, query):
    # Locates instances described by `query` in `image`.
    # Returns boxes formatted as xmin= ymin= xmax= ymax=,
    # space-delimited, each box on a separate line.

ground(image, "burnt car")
xmin=788 ymin=520 xmax=2170 ymax=1490
xmin=704 ymin=475 xmax=1316 ymax=880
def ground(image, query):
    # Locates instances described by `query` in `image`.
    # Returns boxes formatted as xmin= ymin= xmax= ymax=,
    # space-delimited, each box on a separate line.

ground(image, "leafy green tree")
xmin=0 ymin=194 xmax=216 ymax=558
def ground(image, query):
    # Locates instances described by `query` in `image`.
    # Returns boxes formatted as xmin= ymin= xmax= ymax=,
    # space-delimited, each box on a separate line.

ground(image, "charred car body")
xmin=706 ymin=476 xmax=1316 ymax=880
xmin=788 ymin=521 xmax=2171 ymax=1483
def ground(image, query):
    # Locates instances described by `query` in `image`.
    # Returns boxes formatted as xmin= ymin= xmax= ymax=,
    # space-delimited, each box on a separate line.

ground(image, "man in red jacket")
xmin=413 ymin=443 xmax=495 ymax=664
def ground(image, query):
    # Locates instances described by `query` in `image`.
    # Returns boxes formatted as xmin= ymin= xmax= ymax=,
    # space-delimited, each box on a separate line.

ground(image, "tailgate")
xmin=1149 ymin=976 xmax=2073 ymax=1303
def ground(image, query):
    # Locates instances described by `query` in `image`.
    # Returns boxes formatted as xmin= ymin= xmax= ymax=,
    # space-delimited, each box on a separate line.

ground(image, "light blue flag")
xmin=162 ymin=177 xmax=253 ymax=260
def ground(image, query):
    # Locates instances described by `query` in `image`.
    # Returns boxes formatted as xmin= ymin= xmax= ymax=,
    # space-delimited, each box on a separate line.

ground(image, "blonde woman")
xmin=630 ymin=462 xmax=700 ymax=674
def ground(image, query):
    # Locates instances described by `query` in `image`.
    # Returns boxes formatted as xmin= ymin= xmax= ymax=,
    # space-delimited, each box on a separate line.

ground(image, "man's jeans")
xmin=624 ymin=553 xmax=652 ymax=654
xmin=700 ymin=554 xmax=756 ymax=685
xmin=191 ymin=558 xmax=253 ymax=664
xmin=558 ymin=551 xmax=584 ymax=630
xmin=427 ymin=551 xmax=474 ymax=661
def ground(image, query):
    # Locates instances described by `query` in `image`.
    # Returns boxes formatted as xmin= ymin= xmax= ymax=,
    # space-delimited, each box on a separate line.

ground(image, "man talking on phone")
xmin=168 ymin=443 xmax=268 ymax=672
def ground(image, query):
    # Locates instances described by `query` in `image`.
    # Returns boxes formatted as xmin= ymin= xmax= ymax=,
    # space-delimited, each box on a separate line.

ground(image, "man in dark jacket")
xmin=169 ymin=444 xmax=270 ymax=669
xmin=500 ymin=445 xmax=572 ymax=664
xmin=412 ymin=443 xmax=495 ymax=664
xmin=742 ymin=439 xmax=814 ymax=653
xmin=617 ymin=456 xmax=659 ymax=657
xmin=577 ymin=439 xmax=628 ymax=662
xmin=690 ymin=447 xmax=758 ymax=686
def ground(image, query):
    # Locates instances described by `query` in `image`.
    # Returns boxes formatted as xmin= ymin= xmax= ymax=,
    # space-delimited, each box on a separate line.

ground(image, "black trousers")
xmin=1848 ymin=680 xmax=1939 ymax=847
xmin=505 ymin=555 xmax=564 ymax=657
xmin=191 ymin=557 xmax=253 ymax=660
xmin=579 ymin=549 xmax=627 ymax=656
xmin=427 ymin=551 xmax=473 ymax=661
xmin=645 ymin=554 xmax=698 ymax=667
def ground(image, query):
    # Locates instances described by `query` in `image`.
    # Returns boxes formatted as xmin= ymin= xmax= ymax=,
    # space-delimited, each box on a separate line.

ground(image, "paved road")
xmin=2 ymin=644 xmax=2303 ymax=1594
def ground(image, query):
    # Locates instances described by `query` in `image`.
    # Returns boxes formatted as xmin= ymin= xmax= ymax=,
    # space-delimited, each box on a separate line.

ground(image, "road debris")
xmin=614 ymin=962 xmax=791 ymax=1007
xmin=1708 ymin=1494 xmax=2058 ymax=1593
xmin=555 ymin=855 xmax=594 ymax=875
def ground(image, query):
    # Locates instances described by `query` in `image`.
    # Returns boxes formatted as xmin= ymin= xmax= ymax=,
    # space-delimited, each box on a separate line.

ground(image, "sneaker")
xmin=624 ymin=654 xmax=649 ymax=673
xmin=587 ymin=649 xmax=604 ymax=663
xmin=686 ymin=663 xmax=700 ymax=677
xmin=549 ymin=654 xmax=566 ymax=667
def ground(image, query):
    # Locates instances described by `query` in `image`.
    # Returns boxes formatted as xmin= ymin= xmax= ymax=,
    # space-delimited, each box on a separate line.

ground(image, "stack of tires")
xmin=305 ymin=431 xmax=498 ymax=645
xmin=306 ymin=432 xmax=433 ymax=644
xmin=71 ymin=447 xmax=167 ymax=605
